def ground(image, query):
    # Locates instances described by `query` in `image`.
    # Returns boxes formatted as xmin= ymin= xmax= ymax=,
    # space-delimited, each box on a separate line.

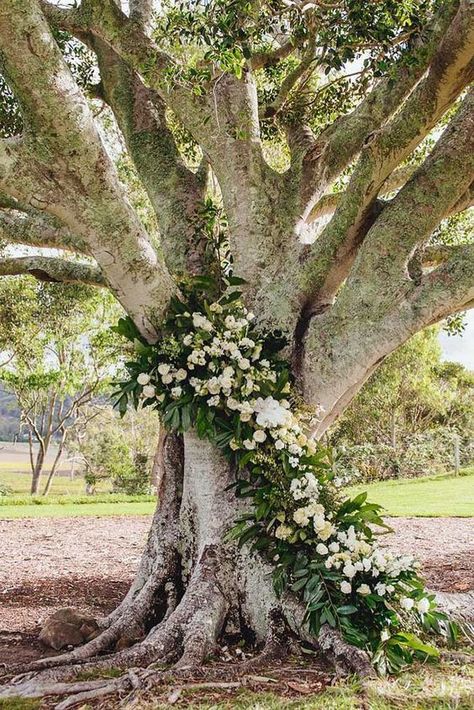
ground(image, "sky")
xmin=439 ymin=309 xmax=474 ymax=370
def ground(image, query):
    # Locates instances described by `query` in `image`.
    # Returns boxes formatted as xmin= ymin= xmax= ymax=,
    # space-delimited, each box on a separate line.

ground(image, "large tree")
xmin=0 ymin=0 xmax=473 ymax=700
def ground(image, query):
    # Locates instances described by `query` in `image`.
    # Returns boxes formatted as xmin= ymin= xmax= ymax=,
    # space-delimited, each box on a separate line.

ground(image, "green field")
xmin=346 ymin=467 xmax=474 ymax=517
xmin=0 ymin=500 xmax=155 ymax=518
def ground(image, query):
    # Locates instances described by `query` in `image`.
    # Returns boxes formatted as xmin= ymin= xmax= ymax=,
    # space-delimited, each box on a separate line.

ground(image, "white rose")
xmin=275 ymin=440 xmax=285 ymax=450
xmin=275 ymin=524 xmax=292 ymax=540
xmin=316 ymin=543 xmax=328 ymax=556
xmin=329 ymin=542 xmax=340 ymax=553
xmin=219 ymin=376 xmax=233 ymax=389
xmin=142 ymin=385 xmax=156 ymax=398
xmin=253 ymin=430 xmax=267 ymax=443
xmin=137 ymin=373 xmax=150 ymax=385
xmin=171 ymin=386 xmax=182 ymax=399
xmin=243 ymin=439 xmax=256 ymax=450
xmin=417 ymin=598 xmax=430 ymax=615
xmin=157 ymin=364 xmax=171 ymax=376
xmin=317 ymin=521 xmax=334 ymax=541
xmin=357 ymin=584 xmax=371 ymax=596
xmin=183 ymin=334 xmax=193 ymax=346
xmin=207 ymin=377 xmax=221 ymax=395
xmin=227 ymin=397 xmax=240 ymax=410
xmin=192 ymin=313 xmax=213 ymax=331
xmin=342 ymin=563 xmax=357 ymax=579
xmin=175 ymin=368 xmax=187 ymax=381
xmin=293 ymin=508 xmax=310 ymax=526
xmin=238 ymin=358 xmax=251 ymax=370
xmin=375 ymin=583 xmax=386 ymax=596
xmin=340 ymin=581 xmax=352 ymax=594
xmin=400 ymin=597 xmax=415 ymax=611
xmin=162 ymin=373 xmax=173 ymax=385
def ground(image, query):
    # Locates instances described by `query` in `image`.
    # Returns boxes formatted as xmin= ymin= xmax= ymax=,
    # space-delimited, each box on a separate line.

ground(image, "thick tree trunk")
xmin=10 ymin=428 xmax=373 ymax=698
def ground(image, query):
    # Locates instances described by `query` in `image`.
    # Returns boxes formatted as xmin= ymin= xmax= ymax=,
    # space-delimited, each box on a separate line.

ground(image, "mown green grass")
xmin=0 ymin=500 xmax=155 ymax=518
xmin=0 ymin=468 xmax=110 ymax=496
xmin=346 ymin=467 xmax=474 ymax=517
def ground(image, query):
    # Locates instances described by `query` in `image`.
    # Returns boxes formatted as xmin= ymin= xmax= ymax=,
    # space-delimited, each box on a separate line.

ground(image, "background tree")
xmin=0 ymin=0 xmax=472 ymax=695
xmin=0 ymin=278 xmax=120 ymax=494
xmin=66 ymin=405 xmax=160 ymax=494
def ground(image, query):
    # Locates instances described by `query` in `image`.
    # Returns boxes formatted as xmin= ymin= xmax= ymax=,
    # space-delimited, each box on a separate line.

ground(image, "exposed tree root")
xmin=25 ymin=434 xmax=185 ymax=673
xmin=317 ymin=625 xmax=375 ymax=678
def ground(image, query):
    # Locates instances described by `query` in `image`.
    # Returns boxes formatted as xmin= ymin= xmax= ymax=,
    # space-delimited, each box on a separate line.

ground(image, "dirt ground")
xmin=0 ymin=515 xmax=472 ymax=668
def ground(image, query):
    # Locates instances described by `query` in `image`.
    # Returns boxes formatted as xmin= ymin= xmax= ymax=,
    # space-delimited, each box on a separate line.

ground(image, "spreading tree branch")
xmin=0 ymin=209 xmax=88 ymax=254
xmin=299 ymin=2 xmax=474 ymax=312
xmin=0 ymin=0 xmax=176 ymax=339
xmin=299 ymin=0 xmax=464 ymax=211
xmin=307 ymin=165 xmax=417 ymax=223
xmin=0 ymin=256 xmax=106 ymax=286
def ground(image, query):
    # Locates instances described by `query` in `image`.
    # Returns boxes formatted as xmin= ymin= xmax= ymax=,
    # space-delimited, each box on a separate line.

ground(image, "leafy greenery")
xmin=113 ymin=275 xmax=457 ymax=674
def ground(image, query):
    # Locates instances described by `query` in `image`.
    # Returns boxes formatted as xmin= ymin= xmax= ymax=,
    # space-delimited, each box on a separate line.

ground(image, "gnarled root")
xmin=317 ymin=625 xmax=375 ymax=678
xmin=25 ymin=434 xmax=185 ymax=673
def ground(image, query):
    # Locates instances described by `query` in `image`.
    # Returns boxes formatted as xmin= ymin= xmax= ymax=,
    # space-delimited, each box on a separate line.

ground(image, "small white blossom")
xmin=137 ymin=373 xmax=150 ymax=385
xmin=340 ymin=581 xmax=352 ymax=594
xmin=357 ymin=584 xmax=371 ymax=596
xmin=316 ymin=543 xmax=328 ymax=556
xmin=243 ymin=439 xmax=256 ymax=450
xmin=417 ymin=598 xmax=430 ymax=615
xmin=400 ymin=597 xmax=415 ymax=611
xmin=175 ymin=368 xmax=187 ymax=381
xmin=192 ymin=313 xmax=213 ymax=331
xmin=171 ymin=386 xmax=182 ymax=399
xmin=142 ymin=384 xmax=156 ymax=398
xmin=238 ymin=358 xmax=251 ymax=370
xmin=275 ymin=524 xmax=292 ymax=540
xmin=157 ymin=363 xmax=171 ymax=376
xmin=162 ymin=373 xmax=173 ymax=385
xmin=253 ymin=429 xmax=267 ymax=443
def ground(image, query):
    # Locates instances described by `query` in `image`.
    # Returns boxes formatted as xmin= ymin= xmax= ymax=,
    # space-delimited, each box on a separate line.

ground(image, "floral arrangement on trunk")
xmin=113 ymin=275 xmax=457 ymax=675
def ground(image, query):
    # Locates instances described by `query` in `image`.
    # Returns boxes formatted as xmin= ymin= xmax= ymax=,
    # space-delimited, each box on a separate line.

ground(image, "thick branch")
xmin=307 ymin=165 xmax=417 ymax=223
xmin=0 ymin=256 xmax=106 ymax=286
xmin=129 ymin=0 xmax=154 ymax=35
xmin=302 ymin=92 xmax=474 ymax=430
xmin=421 ymin=242 xmax=472 ymax=267
xmin=0 ymin=209 xmax=88 ymax=254
xmin=40 ymin=0 xmax=174 ymax=94
xmin=90 ymin=39 xmax=207 ymax=273
xmin=0 ymin=0 xmax=176 ymax=339
xmin=409 ymin=243 xmax=474 ymax=324
xmin=300 ymin=2 xmax=474 ymax=311
xmin=299 ymin=0 xmax=463 ymax=211
xmin=339 ymin=90 xmax=474 ymax=296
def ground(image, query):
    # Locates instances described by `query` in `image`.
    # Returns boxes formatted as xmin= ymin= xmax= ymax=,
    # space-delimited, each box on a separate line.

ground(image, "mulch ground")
xmin=0 ymin=515 xmax=472 ymax=674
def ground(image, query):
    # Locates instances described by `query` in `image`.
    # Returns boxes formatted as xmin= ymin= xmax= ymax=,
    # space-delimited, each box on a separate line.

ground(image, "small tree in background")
xmin=331 ymin=328 xmax=474 ymax=481
xmin=67 ymin=405 xmax=160 ymax=494
xmin=0 ymin=278 xmax=120 ymax=494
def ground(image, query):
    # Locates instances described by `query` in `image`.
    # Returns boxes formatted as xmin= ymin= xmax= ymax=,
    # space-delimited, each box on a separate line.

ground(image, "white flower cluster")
xmin=133 ymin=298 xmax=432 ymax=622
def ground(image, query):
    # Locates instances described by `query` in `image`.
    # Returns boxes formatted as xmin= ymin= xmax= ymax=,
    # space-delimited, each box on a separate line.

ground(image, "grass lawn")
xmin=346 ymin=467 xmax=474 ymax=517
xmin=0 ymin=469 xmax=111 ymax=496
xmin=0 ymin=500 xmax=155 ymax=518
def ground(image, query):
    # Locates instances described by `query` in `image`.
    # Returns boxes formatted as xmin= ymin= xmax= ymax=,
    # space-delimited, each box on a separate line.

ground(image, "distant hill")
xmin=0 ymin=382 xmax=22 ymax=442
